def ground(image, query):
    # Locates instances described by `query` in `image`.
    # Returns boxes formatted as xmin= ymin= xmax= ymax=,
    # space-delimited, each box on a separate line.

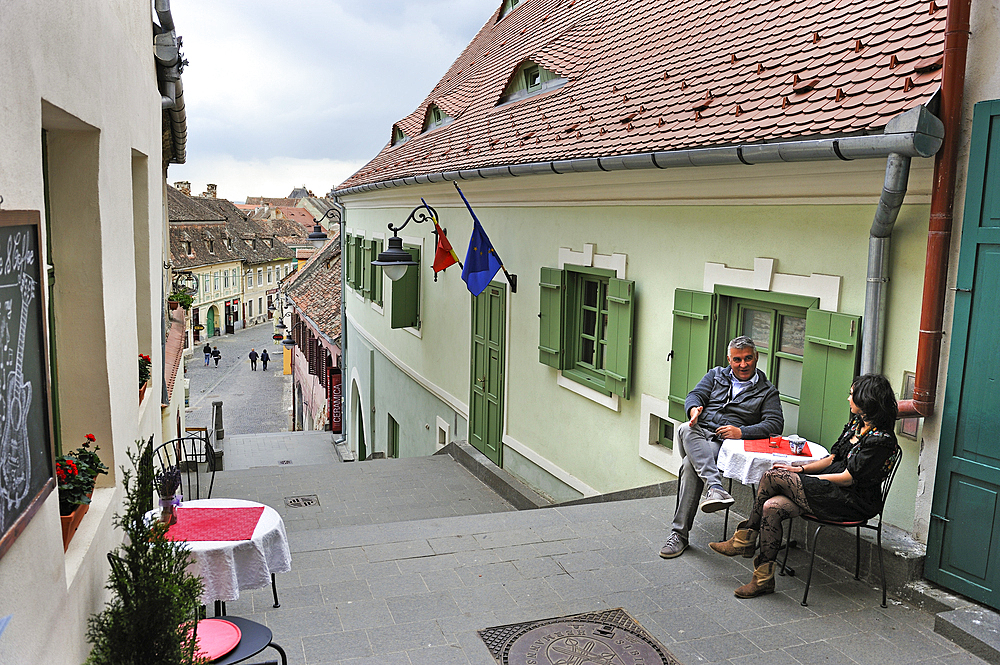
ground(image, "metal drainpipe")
xmin=330 ymin=198 xmax=348 ymax=444
xmin=899 ymin=0 xmax=973 ymax=417
xmin=861 ymin=153 xmax=912 ymax=375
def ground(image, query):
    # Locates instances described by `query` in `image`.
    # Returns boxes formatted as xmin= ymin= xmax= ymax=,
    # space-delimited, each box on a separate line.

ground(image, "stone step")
xmin=935 ymin=606 xmax=1000 ymax=664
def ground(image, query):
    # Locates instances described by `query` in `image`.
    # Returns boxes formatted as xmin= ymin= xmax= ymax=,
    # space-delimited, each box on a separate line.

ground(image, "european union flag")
xmin=462 ymin=218 xmax=502 ymax=296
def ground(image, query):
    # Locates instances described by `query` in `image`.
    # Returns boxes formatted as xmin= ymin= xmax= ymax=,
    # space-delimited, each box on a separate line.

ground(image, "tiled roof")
xmin=168 ymin=186 xmax=297 ymax=268
xmin=339 ymin=0 xmax=945 ymax=190
xmin=285 ymin=236 xmax=342 ymax=344
xmin=276 ymin=207 xmax=316 ymax=229
xmin=167 ymin=184 xmax=224 ymax=222
xmin=245 ymin=196 xmax=298 ymax=207
xmin=194 ymin=197 xmax=297 ymax=265
xmin=164 ymin=307 xmax=186 ymax=403
xmin=252 ymin=216 xmax=312 ymax=248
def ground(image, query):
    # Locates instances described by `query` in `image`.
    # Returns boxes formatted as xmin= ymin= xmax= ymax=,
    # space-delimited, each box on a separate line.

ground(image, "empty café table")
xmin=161 ymin=498 xmax=291 ymax=608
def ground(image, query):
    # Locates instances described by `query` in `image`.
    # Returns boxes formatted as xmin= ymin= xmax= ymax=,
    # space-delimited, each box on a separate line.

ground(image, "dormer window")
xmin=225 ymin=238 xmax=233 ymax=250
xmin=391 ymin=125 xmax=409 ymax=147
xmin=499 ymin=0 xmax=523 ymax=19
xmin=207 ymin=240 xmax=215 ymax=255
xmin=182 ymin=241 xmax=192 ymax=255
xmin=264 ymin=238 xmax=272 ymax=248
xmin=498 ymin=60 xmax=566 ymax=105
xmin=422 ymin=104 xmax=453 ymax=133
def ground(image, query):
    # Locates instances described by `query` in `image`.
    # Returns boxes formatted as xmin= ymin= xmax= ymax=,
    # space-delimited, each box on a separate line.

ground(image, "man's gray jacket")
xmin=684 ymin=366 xmax=784 ymax=440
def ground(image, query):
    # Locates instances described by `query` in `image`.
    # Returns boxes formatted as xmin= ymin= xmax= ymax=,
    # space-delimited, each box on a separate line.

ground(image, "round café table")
xmin=156 ymin=498 xmax=292 ymax=608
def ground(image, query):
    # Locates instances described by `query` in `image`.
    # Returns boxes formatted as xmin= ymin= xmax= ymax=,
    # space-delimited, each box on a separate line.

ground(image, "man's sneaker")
xmin=700 ymin=486 xmax=735 ymax=513
xmin=659 ymin=532 xmax=687 ymax=559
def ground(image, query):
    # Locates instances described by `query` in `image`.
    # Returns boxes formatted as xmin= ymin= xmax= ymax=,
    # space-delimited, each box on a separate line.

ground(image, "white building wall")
xmin=0 ymin=0 xmax=167 ymax=662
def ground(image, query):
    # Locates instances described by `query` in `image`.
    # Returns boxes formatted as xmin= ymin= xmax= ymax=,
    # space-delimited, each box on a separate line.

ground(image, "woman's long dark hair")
xmin=852 ymin=373 xmax=898 ymax=431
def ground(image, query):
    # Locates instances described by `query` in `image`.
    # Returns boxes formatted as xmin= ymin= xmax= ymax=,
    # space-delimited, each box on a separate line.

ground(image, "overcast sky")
xmin=168 ymin=0 xmax=495 ymax=202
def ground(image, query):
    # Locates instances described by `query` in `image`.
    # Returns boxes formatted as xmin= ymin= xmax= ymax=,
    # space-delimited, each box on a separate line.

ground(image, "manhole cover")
xmin=479 ymin=608 xmax=679 ymax=665
xmin=279 ymin=460 xmax=292 ymax=465
xmin=285 ymin=495 xmax=318 ymax=508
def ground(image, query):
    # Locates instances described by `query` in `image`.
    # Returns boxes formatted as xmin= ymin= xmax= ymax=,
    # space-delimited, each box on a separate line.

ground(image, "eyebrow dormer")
xmin=497 ymin=60 xmax=566 ymax=106
xmin=391 ymin=124 xmax=409 ymax=147
xmin=422 ymin=104 xmax=453 ymax=133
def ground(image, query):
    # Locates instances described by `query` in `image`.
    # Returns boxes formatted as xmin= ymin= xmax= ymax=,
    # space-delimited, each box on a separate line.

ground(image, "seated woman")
xmin=709 ymin=373 xmax=900 ymax=598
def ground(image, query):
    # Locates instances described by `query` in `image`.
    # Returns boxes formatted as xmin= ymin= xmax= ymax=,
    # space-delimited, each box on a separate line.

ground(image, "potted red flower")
xmin=138 ymin=354 xmax=152 ymax=403
xmin=57 ymin=434 xmax=109 ymax=549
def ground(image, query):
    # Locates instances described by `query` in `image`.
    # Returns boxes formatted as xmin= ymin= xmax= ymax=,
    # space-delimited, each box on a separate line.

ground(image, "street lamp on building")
xmin=308 ymin=208 xmax=341 ymax=249
xmin=370 ymin=202 xmax=437 ymax=282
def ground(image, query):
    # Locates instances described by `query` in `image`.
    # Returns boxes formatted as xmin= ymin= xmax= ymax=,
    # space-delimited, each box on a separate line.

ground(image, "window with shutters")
xmin=538 ymin=264 xmax=635 ymax=400
xmin=369 ymin=238 xmax=383 ymax=306
xmin=667 ymin=285 xmax=860 ymax=447
xmin=390 ymin=244 xmax=420 ymax=329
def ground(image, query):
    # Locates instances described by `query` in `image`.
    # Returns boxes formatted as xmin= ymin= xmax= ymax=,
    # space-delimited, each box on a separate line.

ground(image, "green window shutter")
xmin=798 ymin=309 xmax=861 ymax=445
xmin=604 ymin=277 xmax=636 ymax=400
xmin=344 ymin=234 xmax=355 ymax=289
xmin=371 ymin=239 xmax=383 ymax=306
xmin=361 ymin=239 xmax=372 ymax=300
xmin=390 ymin=245 xmax=420 ymax=329
xmin=668 ymin=289 xmax=715 ymax=421
xmin=538 ymin=266 xmax=565 ymax=368
xmin=352 ymin=236 xmax=364 ymax=289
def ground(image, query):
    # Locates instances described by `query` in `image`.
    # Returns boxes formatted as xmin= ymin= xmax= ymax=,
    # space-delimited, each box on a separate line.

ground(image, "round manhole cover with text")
xmin=479 ymin=609 xmax=680 ymax=665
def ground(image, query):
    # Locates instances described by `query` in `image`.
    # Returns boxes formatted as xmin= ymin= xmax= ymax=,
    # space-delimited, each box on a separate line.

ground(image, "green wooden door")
xmin=469 ymin=283 xmax=505 ymax=465
xmin=206 ymin=307 xmax=216 ymax=337
xmin=927 ymin=99 xmax=1000 ymax=609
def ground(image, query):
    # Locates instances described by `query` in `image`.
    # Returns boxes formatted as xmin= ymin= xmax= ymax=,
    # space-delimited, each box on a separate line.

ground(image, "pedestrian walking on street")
xmin=249 ymin=348 xmax=259 ymax=371
xmin=212 ymin=346 xmax=221 ymax=367
xmin=260 ymin=349 xmax=270 ymax=371
xmin=203 ymin=342 xmax=211 ymax=366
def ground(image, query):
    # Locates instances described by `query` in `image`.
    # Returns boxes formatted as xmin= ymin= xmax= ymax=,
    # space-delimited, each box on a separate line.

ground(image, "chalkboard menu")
xmin=0 ymin=211 xmax=54 ymax=560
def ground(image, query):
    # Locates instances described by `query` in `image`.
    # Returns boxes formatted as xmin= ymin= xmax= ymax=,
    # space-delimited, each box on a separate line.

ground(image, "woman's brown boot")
xmin=709 ymin=520 xmax=758 ymax=558
xmin=734 ymin=556 xmax=776 ymax=598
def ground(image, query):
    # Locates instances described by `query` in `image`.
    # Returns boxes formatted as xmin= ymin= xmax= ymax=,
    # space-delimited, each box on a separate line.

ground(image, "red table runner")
xmin=166 ymin=506 xmax=265 ymax=542
xmin=744 ymin=438 xmax=812 ymax=457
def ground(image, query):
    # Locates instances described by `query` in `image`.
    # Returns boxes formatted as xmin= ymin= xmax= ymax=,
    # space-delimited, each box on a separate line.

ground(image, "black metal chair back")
xmin=152 ymin=433 xmax=217 ymax=501
xmin=786 ymin=445 xmax=902 ymax=608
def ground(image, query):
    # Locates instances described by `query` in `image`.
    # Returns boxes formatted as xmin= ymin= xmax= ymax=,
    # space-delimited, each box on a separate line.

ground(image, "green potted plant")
xmin=56 ymin=434 xmax=109 ymax=549
xmin=167 ymin=291 xmax=194 ymax=311
xmin=85 ymin=440 xmax=206 ymax=665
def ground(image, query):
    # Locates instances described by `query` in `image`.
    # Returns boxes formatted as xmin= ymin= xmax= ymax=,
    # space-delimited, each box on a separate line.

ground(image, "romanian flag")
xmin=432 ymin=221 xmax=461 ymax=275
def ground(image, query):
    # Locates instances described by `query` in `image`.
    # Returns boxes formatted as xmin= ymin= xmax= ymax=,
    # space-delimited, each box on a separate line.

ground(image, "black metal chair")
xmin=152 ymin=434 xmax=217 ymax=501
xmin=785 ymin=446 xmax=902 ymax=607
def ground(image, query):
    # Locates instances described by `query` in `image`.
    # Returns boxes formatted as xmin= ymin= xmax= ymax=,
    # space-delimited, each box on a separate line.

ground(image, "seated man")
xmin=659 ymin=335 xmax=784 ymax=559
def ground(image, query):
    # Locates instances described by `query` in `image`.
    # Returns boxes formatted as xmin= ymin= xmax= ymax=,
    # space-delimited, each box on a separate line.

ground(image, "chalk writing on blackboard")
xmin=0 ymin=229 xmax=37 ymax=530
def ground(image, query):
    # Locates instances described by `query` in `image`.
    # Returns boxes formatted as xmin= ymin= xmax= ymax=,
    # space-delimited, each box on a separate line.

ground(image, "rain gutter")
xmin=331 ymin=108 xmax=943 ymax=199
xmin=153 ymin=0 xmax=187 ymax=164
xmin=898 ymin=0 xmax=972 ymax=418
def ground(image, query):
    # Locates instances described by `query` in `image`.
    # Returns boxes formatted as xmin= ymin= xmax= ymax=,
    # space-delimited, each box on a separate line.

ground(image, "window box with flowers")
xmin=56 ymin=434 xmax=109 ymax=549
xmin=138 ymin=353 xmax=151 ymax=403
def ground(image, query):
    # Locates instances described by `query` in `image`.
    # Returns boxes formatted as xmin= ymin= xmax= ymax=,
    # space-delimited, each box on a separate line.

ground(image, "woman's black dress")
xmin=799 ymin=415 xmax=900 ymax=521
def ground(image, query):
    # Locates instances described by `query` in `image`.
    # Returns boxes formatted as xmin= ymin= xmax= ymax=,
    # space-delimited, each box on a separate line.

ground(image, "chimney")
xmin=202 ymin=184 xmax=218 ymax=198
xmin=174 ymin=181 xmax=191 ymax=196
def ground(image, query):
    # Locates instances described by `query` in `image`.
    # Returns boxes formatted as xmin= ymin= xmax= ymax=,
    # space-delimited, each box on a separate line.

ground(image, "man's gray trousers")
xmin=670 ymin=422 xmax=725 ymax=540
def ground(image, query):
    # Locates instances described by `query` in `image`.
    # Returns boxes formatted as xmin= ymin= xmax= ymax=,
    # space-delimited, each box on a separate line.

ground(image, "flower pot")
xmin=168 ymin=300 xmax=180 ymax=311
xmin=139 ymin=381 xmax=148 ymax=404
xmin=61 ymin=502 xmax=90 ymax=550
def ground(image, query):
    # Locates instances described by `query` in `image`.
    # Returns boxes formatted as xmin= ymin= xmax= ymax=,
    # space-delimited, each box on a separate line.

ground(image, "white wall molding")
xmin=558 ymin=243 xmax=627 ymax=278
xmin=638 ymin=393 xmax=683 ymax=475
xmin=704 ymin=257 xmax=841 ymax=311
xmin=502 ymin=433 xmax=600 ymax=497
xmin=347 ymin=311 xmax=469 ymax=418
xmin=556 ymin=372 xmax=620 ymax=411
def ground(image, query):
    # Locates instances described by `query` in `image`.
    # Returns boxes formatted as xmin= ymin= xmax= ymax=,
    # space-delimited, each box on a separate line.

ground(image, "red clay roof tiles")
xmin=340 ymin=0 xmax=944 ymax=190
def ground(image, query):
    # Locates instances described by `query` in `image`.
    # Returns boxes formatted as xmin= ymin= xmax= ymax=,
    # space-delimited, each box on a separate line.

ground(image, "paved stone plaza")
xmin=208 ymin=456 xmax=988 ymax=665
xmin=183 ymin=324 xmax=989 ymax=665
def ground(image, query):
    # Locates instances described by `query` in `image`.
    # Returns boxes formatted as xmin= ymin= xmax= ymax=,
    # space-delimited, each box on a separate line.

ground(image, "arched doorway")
xmin=206 ymin=306 xmax=216 ymax=337
xmin=351 ymin=379 xmax=366 ymax=461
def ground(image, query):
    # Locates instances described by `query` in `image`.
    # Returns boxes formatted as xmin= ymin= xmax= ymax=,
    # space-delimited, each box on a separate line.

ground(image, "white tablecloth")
xmin=162 ymin=498 xmax=292 ymax=603
xmin=717 ymin=439 xmax=830 ymax=485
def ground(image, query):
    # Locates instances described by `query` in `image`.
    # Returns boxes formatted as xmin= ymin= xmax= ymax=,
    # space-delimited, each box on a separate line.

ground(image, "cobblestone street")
xmin=186 ymin=322 xmax=290 ymax=435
